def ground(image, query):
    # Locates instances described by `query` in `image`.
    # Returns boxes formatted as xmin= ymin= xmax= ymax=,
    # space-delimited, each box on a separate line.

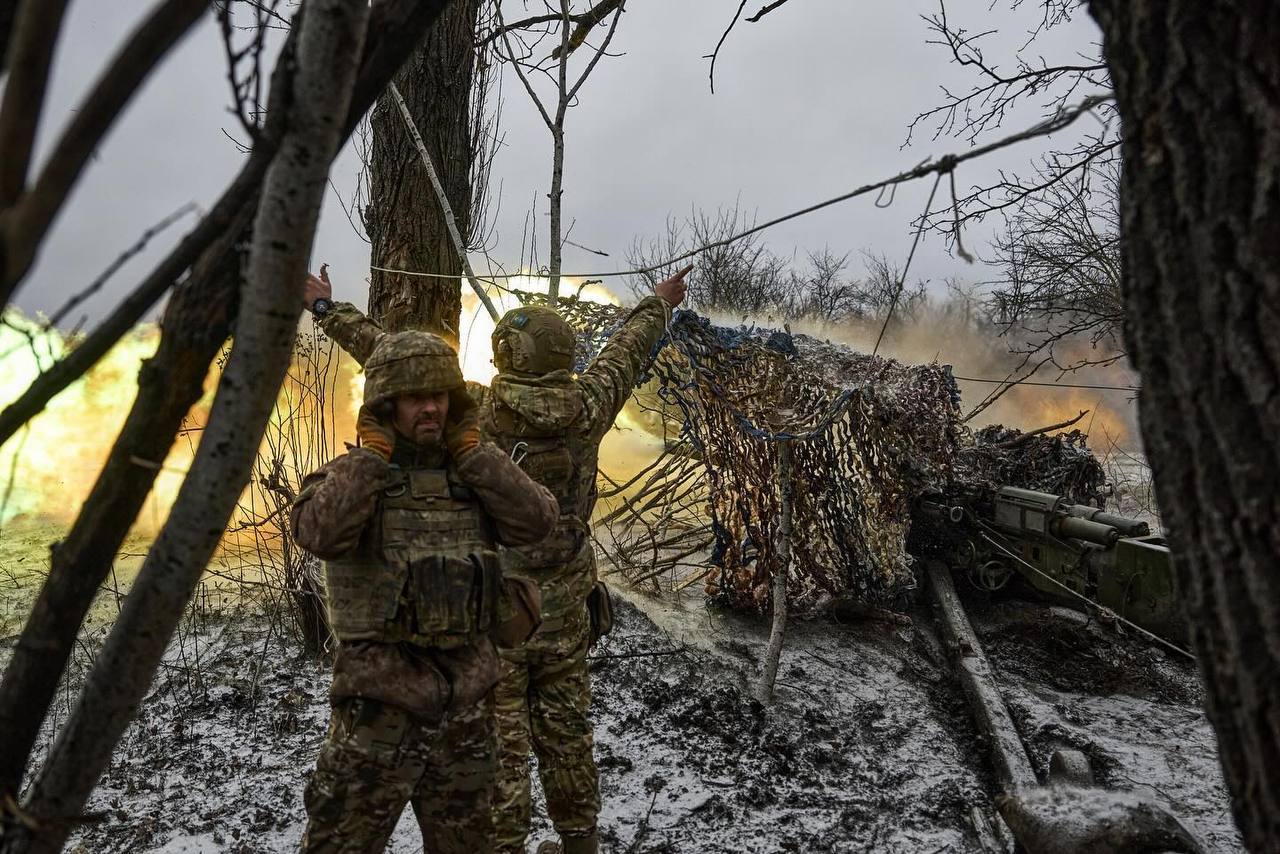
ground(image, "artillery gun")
xmin=915 ymin=487 xmax=1205 ymax=852
xmin=915 ymin=485 xmax=1185 ymax=648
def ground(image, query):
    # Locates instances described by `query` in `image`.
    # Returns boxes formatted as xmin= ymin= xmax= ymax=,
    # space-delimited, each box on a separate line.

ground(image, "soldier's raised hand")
xmin=303 ymin=263 xmax=334 ymax=310
xmin=655 ymin=264 xmax=693 ymax=308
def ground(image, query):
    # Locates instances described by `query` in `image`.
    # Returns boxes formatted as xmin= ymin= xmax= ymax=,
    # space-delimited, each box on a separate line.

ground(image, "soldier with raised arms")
xmin=290 ymin=329 xmax=557 ymax=853
xmin=303 ymin=266 xmax=690 ymax=854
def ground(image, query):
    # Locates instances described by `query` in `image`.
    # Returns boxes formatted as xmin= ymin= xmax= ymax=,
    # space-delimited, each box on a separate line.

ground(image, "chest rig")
xmin=485 ymin=399 xmax=597 ymax=569
xmin=323 ymin=466 xmax=504 ymax=646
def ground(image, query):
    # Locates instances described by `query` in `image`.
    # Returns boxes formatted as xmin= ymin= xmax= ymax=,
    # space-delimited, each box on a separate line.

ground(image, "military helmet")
xmin=491 ymin=305 xmax=576 ymax=376
xmin=363 ymin=330 xmax=463 ymax=406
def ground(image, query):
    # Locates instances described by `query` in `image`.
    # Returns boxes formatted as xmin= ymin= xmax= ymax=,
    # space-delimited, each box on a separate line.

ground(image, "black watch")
xmin=311 ymin=297 xmax=333 ymax=316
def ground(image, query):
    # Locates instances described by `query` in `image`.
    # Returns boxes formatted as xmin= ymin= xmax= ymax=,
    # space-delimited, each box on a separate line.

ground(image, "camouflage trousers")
xmin=492 ymin=607 xmax=599 ymax=853
xmin=301 ymin=694 xmax=497 ymax=853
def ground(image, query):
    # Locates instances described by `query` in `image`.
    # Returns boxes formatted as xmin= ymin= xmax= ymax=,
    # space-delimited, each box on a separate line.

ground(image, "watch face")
xmin=313 ymin=298 xmax=332 ymax=315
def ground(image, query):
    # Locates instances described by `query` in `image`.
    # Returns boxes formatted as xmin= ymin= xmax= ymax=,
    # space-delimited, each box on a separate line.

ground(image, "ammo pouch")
xmin=492 ymin=576 xmax=543 ymax=649
xmin=587 ymin=581 xmax=613 ymax=648
xmin=408 ymin=550 xmax=505 ymax=636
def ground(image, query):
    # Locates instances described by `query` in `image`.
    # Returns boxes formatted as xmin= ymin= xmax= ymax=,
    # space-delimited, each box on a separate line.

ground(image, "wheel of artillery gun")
xmin=968 ymin=559 xmax=1012 ymax=592
xmin=1048 ymin=749 xmax=1095 ymax=787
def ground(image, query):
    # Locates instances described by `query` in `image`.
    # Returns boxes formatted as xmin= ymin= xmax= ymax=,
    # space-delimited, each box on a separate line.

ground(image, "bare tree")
xmin=365 ymin=0 xmax=496 ymax=339
xmin=990 ymin=157 xmax=1124 ymax=371
xmin=1087 ymin=1 xmax=1280 ymax=847
xmin=0 ymin=0 xmax=373 ymax=850
xmin=628 ymin=210 xmax=926 ymax=330
xmin=628 ymin=207 xmax=794 ymax=319
xmin=491 ymin=0 xmax=627 ymax=298
xmin=0 ymin=0 xmax=458 ymax=818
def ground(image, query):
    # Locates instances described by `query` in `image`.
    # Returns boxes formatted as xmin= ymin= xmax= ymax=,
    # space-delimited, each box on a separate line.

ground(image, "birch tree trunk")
xmin=1087 ymin=2 xmax=1280 ymax=848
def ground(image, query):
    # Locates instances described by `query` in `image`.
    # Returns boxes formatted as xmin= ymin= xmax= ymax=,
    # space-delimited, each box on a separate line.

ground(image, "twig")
xmin=706 ymin=0 xmax=749 ymax=94
xmin=45 ymin=202 xmax=199 ymax=329
xmin=746 ymin=0 xmax=794 ymax=23
xmin=995 ymin=409 xmax=1088 ymax=448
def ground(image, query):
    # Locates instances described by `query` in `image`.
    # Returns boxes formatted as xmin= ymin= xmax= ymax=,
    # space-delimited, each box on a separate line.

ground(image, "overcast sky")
xmin=13 ymin=0 xmax=1105 ymax=326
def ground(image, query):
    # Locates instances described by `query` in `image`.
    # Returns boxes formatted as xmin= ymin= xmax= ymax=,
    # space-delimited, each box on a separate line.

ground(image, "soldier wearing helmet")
xmin=303 ymin=265 xmax=691 ymax=854
xmin=290 ymin=329 xmax=558 ymax=853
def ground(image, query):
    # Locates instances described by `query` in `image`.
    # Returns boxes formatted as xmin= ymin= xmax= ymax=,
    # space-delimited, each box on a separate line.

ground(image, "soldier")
xmin=303 ymin=265 xmax=690 ymax=854
xmin=290 ymin=329 xmax=558 ymax=853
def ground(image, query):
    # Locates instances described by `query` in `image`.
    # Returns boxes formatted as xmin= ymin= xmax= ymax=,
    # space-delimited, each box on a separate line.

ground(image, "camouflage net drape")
xmin=524 ymin=294 xmax=964 ymax=610
xmin=522 ymin=293 xmax=1110 ymax=613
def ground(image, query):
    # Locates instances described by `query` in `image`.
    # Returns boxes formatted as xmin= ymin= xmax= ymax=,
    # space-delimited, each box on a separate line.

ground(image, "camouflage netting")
xmin=524 ymin=294 xmax=961 ymax=610
xmin=522 ymin=293 xmax=1108 ymax=613
xmin=956 ymin=425 xmax=1107 ymax=506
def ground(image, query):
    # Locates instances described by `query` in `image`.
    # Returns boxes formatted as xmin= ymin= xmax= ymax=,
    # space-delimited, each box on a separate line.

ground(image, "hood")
xmin=491 ymin=370 xmax=585 ymax=432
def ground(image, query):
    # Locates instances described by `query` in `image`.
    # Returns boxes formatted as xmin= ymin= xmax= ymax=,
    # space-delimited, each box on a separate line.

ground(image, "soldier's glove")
xmin=356 ymin=405 xmax=395 ymax=461
xmin=444 ymin=388 xmax=481 ymax=459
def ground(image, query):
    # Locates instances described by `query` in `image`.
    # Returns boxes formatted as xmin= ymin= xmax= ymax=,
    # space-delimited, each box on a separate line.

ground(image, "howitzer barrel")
xmin=1062 ymin=504 xmax=1150 ymax=538
xmin=1051 ymin=515 xmax=1120 ymax=546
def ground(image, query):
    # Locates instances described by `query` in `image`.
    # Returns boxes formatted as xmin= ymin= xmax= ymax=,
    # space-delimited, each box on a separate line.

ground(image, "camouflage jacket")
xmin=315 ymin=296 xmax=671 ymax=621
xmin=291 ymin=442 xmax=556 ymax=717
xmin=291 ymin=443 xmax=558 ymax=562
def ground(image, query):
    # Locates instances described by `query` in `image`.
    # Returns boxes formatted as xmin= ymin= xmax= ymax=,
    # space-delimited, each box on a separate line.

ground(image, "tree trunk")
xmin=3 ymin=2 xmax=371 ymax=849
xmin=0 ymin=2 xmax=457 ymax=807
xmin=0 ymin=206 xmax=250 ymax=800
xmin=366 ymin=0 xmax=480 ymax=339
xmin=1087 ymin=2 xmax=1280 ymax=849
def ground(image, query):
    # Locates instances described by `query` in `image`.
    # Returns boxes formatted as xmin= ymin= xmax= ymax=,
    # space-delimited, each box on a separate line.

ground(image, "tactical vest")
xmin=323 ymin=466 xmax=504 ymax=647
xmin=486 ymin=398 xmax=598 ymax=569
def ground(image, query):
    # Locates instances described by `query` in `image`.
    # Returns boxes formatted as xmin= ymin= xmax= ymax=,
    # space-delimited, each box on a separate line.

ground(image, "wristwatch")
xmin=310 ymin=297 xmax=333 ymax=316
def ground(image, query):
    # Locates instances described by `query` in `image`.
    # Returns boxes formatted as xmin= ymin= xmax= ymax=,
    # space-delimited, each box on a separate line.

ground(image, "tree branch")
xmin=0 ymin=0 xmax=457 ymax=451
xmin=0 ymin=0 xmax=208 ymax=307
xmin=0 ymin=0 xmax=71 ymax=208
xmin=746 ymin=0 xmax=794 ymax=23
xmin=707 ymin=0 xmax=749 ymax=95
xmin=6 ymin=0 xmax=372 ymax=846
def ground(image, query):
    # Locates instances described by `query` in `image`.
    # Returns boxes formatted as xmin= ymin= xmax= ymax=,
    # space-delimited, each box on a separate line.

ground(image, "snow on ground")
xmin=1 ymin=573 xmax=1241 ymax=852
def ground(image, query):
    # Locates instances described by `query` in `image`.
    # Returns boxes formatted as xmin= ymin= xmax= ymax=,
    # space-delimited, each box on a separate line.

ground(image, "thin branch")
xmin=707 ymin=0 xmax=749 ymax=95
xmin=995 ymin=409 xmax=1089 ymax=448
xmin=44 ymin=202 xmax=199 ymax=330
xmin=387 ymin=81 xmax=499 ymax=320
xmin=746 ymin=0 xmax=794 ymax=23
xmin=495 ymin=2 xmax=555 ymax=132
xmin=565 ymin=0 xmax=625 ymax=104
xmin=0 ymin=0 xmax=209 ymax=306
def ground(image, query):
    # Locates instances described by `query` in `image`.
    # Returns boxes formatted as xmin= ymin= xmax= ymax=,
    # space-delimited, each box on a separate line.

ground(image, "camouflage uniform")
xmin=316 ymin=297 xmax=672 ymax=853
xmin=292 ymin=330 xmax=558 ymax=854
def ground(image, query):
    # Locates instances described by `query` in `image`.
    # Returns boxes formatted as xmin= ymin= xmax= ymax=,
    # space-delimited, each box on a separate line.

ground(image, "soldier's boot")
xmin=534 ymin=833 xmax=597 ymax=854
xmin=562 ymin=832 xmax=598 ymax=854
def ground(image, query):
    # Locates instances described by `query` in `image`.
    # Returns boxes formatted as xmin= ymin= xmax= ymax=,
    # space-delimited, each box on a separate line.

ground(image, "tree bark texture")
xmin=366 ymin=0 xmax=480 ymax=339
xmin=1 ymin=1 xmax=371 ymax=847
xmin=1087 ymin=2 xmax=1280 ymax=848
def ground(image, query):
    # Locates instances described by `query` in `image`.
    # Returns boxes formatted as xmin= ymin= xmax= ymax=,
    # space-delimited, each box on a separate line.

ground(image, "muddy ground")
xmin=0 ymin=570 xmax=1240 ymax=853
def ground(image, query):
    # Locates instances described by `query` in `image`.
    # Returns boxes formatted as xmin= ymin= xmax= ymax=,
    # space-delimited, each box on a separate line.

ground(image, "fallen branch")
xmin=996 ymin=410 xmax=1088 ymax=449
